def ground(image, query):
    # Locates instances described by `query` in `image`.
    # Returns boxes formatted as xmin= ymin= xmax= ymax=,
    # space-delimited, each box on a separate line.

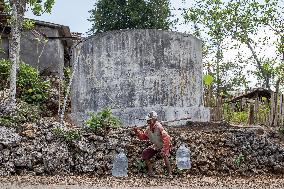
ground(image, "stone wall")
xmin=0 ymin=121 xmax=283 ymax=176
xmin=71 ymin=29 xmax=210 ymax=126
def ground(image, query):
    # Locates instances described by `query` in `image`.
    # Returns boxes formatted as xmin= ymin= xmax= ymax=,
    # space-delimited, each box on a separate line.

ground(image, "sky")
xmin=25 ymin=0 xmax=191 ymax=36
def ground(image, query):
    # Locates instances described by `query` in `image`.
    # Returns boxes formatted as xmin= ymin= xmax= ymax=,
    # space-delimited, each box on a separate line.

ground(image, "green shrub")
xmin=0 ymin=101 xmax=40 ymax=129
xmin=278 ymin=127 xmax=284 ymax=135
xmin=223 ymin=103 xmax=233 ymax=122
xmin=52 ymin=127 xmax=64 ymax=136
xmin=64 ymin=67 xmax=71 ymax=83
xmin=234 ymin=153 xmax=245 ymax=167
xmin=64 ymin=130 xmax=81 ymax=141
xmin=52 ymin=127 xmax=81 ymax=141
xmin=86 ymin=108 xmax=121 ymax=133
xmin=134 ymin=160 xmax=147 ymax=173
xmin=17 ymin=63 xmax=50 ymax=104
xmin=230 ymin=111 xmax=248 ymax=124
xmin=0 ymin=59 xmax=11 ymax=90
xmin=223 ymin=103 xmax=249 ymax=124
xmin=0 ymin=59 xmax=50 ymax=105
xmin=258 ymin=104 xmax=269 ymax=124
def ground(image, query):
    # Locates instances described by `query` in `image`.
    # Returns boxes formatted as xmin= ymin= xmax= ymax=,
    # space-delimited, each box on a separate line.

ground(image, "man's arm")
xmin=133 ymin=127 xmax=148 ymax=140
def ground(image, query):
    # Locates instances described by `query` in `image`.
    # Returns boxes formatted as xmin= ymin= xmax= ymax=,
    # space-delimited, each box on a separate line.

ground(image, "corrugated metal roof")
xmin=227 ymin=88 xmax=271 ymax=103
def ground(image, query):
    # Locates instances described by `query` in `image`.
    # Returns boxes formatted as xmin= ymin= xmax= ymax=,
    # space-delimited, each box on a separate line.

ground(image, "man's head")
xmin=146 ymin=111 xmax=158 ymax=125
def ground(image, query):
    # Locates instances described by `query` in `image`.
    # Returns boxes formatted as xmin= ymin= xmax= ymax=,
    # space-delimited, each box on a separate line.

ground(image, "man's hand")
xmin=132 ymin=126 xmax=139 ymax=133
xmin=160 ymin=148 xmax=169 ymax=157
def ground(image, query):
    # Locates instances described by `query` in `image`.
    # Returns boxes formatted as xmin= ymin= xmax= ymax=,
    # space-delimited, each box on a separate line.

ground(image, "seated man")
xmin=133 ymin=111 xmax=172 ymax=176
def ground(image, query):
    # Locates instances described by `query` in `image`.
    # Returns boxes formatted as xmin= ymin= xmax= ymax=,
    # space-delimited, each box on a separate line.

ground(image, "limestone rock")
xmin=0 ymin=126 xmax=21 ymax=147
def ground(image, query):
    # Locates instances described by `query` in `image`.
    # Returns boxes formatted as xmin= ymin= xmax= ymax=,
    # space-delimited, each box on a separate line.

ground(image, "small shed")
xmin=0 ymin=9 xmax=80 ymax=76
xmin=228 ymin=88 xmax=272 ymax=125
xmin=228 ymin=88 xmax=271 ymax=103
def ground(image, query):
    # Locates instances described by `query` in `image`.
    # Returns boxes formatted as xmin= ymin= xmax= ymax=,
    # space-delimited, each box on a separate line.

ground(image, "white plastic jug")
xmin=176 ymin=143 xmax=191 ymax=170
xmin=112 ymin=149 xmax=128 ymax=177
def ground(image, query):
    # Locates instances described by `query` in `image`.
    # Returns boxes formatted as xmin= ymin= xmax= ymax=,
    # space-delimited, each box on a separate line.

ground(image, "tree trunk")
xmin=8 ymin=0 xmax=26 ymax=106
xmin=280 ymin=35 xmax=284 ymax=62
xmin=216 ymin=46 xmax=221 ymax=95
xmin=215 ymin=43 xmax=222 ymax=100
xmin=246 ymin=42 xmax=270 ymax=90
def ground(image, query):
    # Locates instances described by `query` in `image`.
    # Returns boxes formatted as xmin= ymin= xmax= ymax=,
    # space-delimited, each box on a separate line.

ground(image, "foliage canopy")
xmin=88 ymin=0 xmax=172 ymax=34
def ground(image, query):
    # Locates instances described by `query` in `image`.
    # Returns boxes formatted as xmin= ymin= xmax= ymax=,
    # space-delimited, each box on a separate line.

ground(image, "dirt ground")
xmin=1 ymin=175 xmax=284 ymax=189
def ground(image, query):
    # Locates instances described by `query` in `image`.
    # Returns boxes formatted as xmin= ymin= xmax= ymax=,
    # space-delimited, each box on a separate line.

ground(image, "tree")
xmin=185 ymin=0 xmax=283 ymax=92
xmin=185 ymin=0 xmax=248 ymax=96
xmin=259 ymin=0 xmax=284 ymax=91
xmin=88 ymin=0 xmax=172 ymax=34
xmin=223 ymin=0 xmax=272 ymax=90
xmin=2 ymin=0 xmax=55 ymax=107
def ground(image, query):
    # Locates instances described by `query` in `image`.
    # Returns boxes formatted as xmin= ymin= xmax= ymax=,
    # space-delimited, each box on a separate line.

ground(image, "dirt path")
xmin=1 ymin=175 xmax=284 ymax=189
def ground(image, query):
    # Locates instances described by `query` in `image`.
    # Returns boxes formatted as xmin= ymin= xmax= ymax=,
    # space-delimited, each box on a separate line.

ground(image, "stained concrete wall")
xmin=71 ymin=29 xmax=210 ymax=126
xmin=0 ymin=26 xmax=64 ymax=76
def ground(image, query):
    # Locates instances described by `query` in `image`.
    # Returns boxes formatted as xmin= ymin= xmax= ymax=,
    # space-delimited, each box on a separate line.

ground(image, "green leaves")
xmin=185 ymin=0 xmax=283 ymax=92
xmin=44 ymin=0 xmax=55 ymax=13
xmin=0 ymin=60 xmax=50 ymax=104
xmin=52 ymin=127 xmax=81 ymax=142
xmin=31 ymin=3 xmax=43 ymax=16
xmin=27 ymin=0 xmax=55 ymax=15
xmin=88 ymin=0 xmax=172 ymax=34
xmin=203 ymin=74 xmax=214 ymax=86
xmin=0 ymin=59 xmax=12 ymax=90
xmin=86 ymin=108 xmax=121 ymax=134
xmin=2 ymin=0 xmax=55 ymax=16
xmin=22 ymin=19 xmax=35 ymax=30
xmin=18 ymin=63 xmax=50 ymax=104
xmin=235 ymin=153 xmax=245 ymax=167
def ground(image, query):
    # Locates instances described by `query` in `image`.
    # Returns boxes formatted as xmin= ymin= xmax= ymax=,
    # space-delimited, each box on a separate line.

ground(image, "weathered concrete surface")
xmin=71 ymin=29 xmax=209 ymax=126
xmin=0 ymin=25 xmax=65 ymax=76
xmin=20 ymin=25 xmax=65 ymax=76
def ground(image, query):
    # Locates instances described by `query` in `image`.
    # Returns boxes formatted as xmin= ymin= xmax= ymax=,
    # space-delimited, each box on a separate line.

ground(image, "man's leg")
xmin=163 ymin=156 xmax=172 ymax=176
xmin=142 ymin=147 xmax=158 ymax=176
xmin=145 ymin=160 xmax=154 ymax=176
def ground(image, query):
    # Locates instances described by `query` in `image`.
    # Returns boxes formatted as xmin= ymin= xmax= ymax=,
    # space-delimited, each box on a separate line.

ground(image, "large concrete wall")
xmin=71 ymin=29 xmax=210 ymax=126
xmin=0 ymin=26 xmax=64 ymax=76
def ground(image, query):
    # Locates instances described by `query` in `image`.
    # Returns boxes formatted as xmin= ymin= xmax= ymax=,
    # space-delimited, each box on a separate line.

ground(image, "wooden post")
xmin=248 ymin=103 xmax=254 ymax=125
xmin=240 ymin=99 xmax=243 ymax=111
xmin=275 ymin=92 xmax=279 ymax=126
xmin=218 ymin=96 xmax=222 ymax=121
xmin=221 ymin=97 xmax=224 ymax=120
xmin=266 ymin=98 xmax=270 ymax=125
xmin=270 ymin=92 xmax=275 ymax=126
xmin=254 ymin=98 xmax=259 ymax=124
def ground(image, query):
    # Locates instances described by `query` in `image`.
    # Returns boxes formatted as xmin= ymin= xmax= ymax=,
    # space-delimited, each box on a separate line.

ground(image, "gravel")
xmin=0 ymin=175 xmax=284 ymax=189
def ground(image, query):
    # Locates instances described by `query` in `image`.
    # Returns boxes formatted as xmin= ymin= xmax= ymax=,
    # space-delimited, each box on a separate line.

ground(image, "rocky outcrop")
xmin=0 ymin=120 xmax=283 ymax=177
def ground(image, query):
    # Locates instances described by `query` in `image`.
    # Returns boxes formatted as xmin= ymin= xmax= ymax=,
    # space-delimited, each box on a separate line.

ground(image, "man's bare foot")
xmin=167 ymin=174 xmax=173 ymax=179
xmin=148 ymin=172 xmax=154 ymax=177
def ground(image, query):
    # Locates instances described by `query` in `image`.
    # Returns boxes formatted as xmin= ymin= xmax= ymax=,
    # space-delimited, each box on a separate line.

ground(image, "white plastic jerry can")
xmin=111 ymin=149 xmax=128 ymax=177
xmin=176 ymin=143 xmax=191 ymax=170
